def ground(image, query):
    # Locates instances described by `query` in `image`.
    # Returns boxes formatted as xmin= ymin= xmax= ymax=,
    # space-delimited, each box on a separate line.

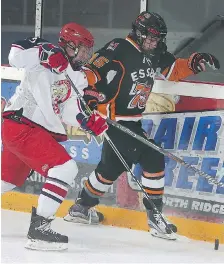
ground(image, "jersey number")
xmin=128 ymin=83 xmax=151 ymax=109
xmin=92 ymin=56 xmax=109 ymax=68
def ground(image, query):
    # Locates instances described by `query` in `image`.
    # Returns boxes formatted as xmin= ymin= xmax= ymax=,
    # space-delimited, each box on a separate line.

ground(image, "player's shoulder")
xmin=103 ymin=38 xmax=127 ymax=52
xmin=158 ymin=51 xmax=176 ymax=70
xmin=12 ymin=37 xmax=49 ymax=50
xmin=160 ymin=51 xmax=176 ymax=64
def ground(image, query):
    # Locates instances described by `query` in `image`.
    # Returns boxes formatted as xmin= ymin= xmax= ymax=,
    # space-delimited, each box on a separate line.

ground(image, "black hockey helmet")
xmin=130 ymin=11 xmax=167 ymax=57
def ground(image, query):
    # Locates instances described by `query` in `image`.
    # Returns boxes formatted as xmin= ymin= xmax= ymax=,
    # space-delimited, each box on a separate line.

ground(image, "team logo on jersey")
xmin=106 ymin=41 xmax=119 ymax=51
xmin=51 ymin=80 xmax=71 ymax=114
xmin=128 ymin=82 xmax=152 ymax=109
xmin=131 ymin=67 xmax=156 ymax=82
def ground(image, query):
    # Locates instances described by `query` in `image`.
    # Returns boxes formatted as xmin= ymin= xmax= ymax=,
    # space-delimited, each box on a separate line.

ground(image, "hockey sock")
xmin=79 ymin=188 xmax=100 ymax=207
xmin=143 ymin=196 xmax=163 ymax=211
xmin=83 ymin=171 xmax=113 ymax=200
xmin=141 ymin=171 xmax=165 ymax=198
xmin=37 ymin=177 xmax=69 ymax=218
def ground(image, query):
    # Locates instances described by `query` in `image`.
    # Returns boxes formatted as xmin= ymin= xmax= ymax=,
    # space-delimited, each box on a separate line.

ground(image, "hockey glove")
xmin=76 ymin=112 xmax=108 ymax=136
xmin=81 ymin=86 xmax=101 ymax=112
xmin=39 ymin=43 xmax=68 ymax=74
xmin=188 ymin=53 xmax=220 ymax=74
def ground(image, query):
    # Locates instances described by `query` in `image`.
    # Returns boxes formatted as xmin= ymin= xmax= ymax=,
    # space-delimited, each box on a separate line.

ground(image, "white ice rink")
xmin=1 ymin=209 xmax=223 ymax=263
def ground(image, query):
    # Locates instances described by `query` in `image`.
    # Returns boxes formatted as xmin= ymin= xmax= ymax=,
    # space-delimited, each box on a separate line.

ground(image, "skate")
xmin=143 ymin=197 xmax=177 ymax=240
xmin=147 ymin=209 xmax=177 ymax=240
xmin=64 ymin=198 xmax=104 ymax=225
xmin=25 ymin=207 xmax=68 ymax=251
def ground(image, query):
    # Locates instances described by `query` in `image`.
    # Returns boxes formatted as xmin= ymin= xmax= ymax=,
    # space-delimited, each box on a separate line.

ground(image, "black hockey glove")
xmin=80 ymin=86 xmax=100 ymax=112
xmin=188 ymin=53 xmax=220 ymax=74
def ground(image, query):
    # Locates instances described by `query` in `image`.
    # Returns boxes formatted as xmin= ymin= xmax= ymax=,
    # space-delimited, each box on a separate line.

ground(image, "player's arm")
xmin=81 ymin=39 xmax=125 ymax=110
xmin=159 ymin=50 xmax=220 ymax=81
xmin=9 ymin=37 xmax=68 ymax=74
xmin=8 ymin=37 xmax=49 ymax=70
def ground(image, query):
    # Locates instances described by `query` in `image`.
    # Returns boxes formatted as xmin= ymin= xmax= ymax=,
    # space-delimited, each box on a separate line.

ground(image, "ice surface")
xmin=1 ymin=209 xmax=223 ymax=263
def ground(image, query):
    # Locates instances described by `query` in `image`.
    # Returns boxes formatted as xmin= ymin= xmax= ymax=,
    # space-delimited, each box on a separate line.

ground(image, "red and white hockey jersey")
xmin=5 ymin=37 xmax=90 ymax=135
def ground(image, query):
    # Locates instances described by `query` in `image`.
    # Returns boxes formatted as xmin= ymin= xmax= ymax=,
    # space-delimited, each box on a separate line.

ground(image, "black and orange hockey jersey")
xmin=83 ymin=37 xmax=194 ymax=121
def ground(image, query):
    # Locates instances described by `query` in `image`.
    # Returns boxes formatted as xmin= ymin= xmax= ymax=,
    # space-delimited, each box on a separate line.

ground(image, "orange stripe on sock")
xmin=143 ymin=171 xmax=164 ymax=178
xmin=144 ymin=189 xmax=164 ymax=195
xmin=85 ymin=181 xmax=104 ymax=197
xmin=97 ymin=174 xmax=113 ymax=184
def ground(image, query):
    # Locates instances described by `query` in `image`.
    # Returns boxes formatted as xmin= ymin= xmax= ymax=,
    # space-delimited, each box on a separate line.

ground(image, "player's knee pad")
xmin=48 ymin=159 xmax=78 ymax=186
xmin=1 ymin=180 xmax=16 ymax=194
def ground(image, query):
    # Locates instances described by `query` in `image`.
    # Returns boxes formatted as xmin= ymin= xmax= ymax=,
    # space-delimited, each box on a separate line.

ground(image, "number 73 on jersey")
xmin=128 ymin=82 xmax=152 ymax=109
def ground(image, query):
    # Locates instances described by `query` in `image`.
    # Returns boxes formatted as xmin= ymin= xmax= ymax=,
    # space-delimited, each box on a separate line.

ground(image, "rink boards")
xmin=1 ymin=66 xmax=224 ymax=243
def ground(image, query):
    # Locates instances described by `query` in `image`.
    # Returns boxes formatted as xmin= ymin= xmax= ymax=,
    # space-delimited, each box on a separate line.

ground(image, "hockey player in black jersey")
xmin=64 ymin=12 xmax=220 ymax=240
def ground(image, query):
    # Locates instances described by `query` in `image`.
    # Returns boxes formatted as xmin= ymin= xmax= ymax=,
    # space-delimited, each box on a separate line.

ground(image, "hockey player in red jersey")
xmin=1 ymin=22 xmax=108 ymax=250
xmin=63 ymin=12 xmax=220 ymax=240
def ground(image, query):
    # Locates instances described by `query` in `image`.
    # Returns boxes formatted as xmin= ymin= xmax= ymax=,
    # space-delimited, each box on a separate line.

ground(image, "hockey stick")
xmin=65 ymin=73 xmax=176 ymax=236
